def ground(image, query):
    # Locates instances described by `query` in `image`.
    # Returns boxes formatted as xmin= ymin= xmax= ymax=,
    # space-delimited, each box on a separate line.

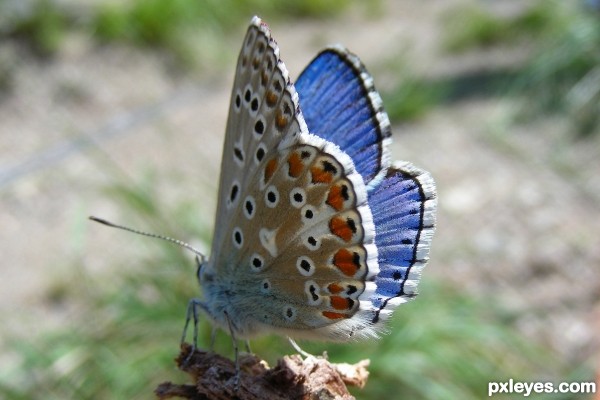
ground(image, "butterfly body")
xmin=195 ymin=17 xmax=436 ymax=343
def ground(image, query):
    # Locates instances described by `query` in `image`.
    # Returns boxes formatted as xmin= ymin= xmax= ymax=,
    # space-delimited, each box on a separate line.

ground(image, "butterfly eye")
xmin=195 ymin=259 xmax=203 ymax=281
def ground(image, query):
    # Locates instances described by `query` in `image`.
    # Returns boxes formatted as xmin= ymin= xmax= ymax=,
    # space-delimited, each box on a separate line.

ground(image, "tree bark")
xmin=155 ymin=343 xmax=370 ymax=400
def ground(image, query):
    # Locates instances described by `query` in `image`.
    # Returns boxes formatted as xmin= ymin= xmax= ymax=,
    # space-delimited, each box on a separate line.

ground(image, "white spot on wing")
xmin=259 ymin=227 xmax=278 ymax=257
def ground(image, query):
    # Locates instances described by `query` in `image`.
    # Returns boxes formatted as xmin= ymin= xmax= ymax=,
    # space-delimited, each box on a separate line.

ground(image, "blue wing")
xmin=367 ymin=162 xmax=436 ymax=323
xmin=296 ymin=47 xmax=391 ymax=188
xmin=297 ymin=46 xmax=437 ymax=326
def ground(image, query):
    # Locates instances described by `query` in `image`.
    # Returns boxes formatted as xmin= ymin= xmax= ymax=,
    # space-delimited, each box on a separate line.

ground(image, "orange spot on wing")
xmin=264 ymin=158 xmax=278 ymax=182
xmin=311 ymin=167 xmax=333 ymax=184
xmin=327 ymin=283 xmax=344 ymax=294
xmin=322 ymin=311 xmax=347 ymax=320
xmin=326 ymin=185 xmax=344 ymax=211
xmin=261 ymin=72 xmax=269 ymax=87
xmin=330 ymin=296 xmax=351 ymax=310
xmin=266 ymin=90 xmax=278 ymax=107
xmin=333 ymin=249 xmax=359 ymax=276
xmin=329 ymin=217 xmax=353 ymax=242
xmin=275 ymin=112 xmax=288 ymax=130
xmin=288 ymin=152 xmax=304 ymax=178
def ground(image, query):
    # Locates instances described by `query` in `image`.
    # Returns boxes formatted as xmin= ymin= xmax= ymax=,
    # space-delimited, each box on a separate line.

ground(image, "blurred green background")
xmin=0 ymin=0 xmax=598 ymax=399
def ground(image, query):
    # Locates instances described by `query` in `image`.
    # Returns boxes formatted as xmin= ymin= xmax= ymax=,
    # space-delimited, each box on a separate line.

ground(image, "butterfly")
xmin=187 ymin=16 xmax=437 ymax=349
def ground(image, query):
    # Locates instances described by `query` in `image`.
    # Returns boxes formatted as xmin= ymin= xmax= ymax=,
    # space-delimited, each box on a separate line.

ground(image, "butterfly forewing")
xmin=296 ymin=47 xmax=392 ymax=189
xmin=211 ymin=18 xmax=300 ymax=258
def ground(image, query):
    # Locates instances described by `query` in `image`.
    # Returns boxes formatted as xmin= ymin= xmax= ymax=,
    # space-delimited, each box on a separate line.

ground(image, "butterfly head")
xmin=195 ymin=255 xmax=212 ymax=284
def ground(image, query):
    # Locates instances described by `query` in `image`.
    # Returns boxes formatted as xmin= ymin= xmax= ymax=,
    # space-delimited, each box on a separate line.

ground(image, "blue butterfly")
xmin=189 ymin=16 xmax=437 ymax=348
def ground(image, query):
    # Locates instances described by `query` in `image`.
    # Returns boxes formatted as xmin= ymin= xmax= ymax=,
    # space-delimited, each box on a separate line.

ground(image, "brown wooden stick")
xmin=155 ymin=343 xmax=370 ymax=400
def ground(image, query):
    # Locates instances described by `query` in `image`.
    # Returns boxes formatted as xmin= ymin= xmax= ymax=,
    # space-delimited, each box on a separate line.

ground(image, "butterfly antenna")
xmin=89 ymin=216 xmax=206 ymax=262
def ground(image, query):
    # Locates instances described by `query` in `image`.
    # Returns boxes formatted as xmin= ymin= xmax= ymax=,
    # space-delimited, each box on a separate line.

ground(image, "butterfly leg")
xmin=288 ymin=337 xmax=314 ymax=358
xmin=224 ymin=311 xmax=241 ymax=390
xmin=209 ymin=326 xmax=217 ymax=351
xmin=181 ymin=298 xmax=205 ymax=364
xmin=244 ymin=340 xmax=252 ymax=353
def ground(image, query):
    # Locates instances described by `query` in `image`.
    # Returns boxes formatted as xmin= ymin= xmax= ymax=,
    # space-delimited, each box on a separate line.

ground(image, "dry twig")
xmin=155 ymin=343 xmax=370 ymax=400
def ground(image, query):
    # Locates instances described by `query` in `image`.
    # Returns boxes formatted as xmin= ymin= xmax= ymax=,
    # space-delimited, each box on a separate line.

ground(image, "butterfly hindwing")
xmin=366 ymin=162 xmax=436 ymax=323
xmin=223 ymin=141 xmax=380 ymax=339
